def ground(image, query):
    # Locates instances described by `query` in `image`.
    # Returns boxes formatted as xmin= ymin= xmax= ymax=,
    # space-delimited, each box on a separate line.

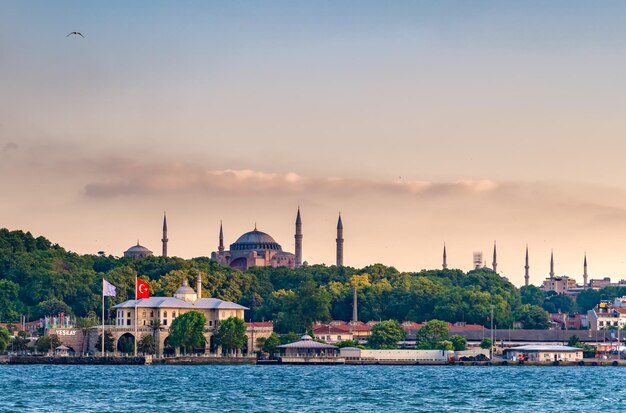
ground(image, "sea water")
xmin=0 ymin=365 xmax=623 ymax=412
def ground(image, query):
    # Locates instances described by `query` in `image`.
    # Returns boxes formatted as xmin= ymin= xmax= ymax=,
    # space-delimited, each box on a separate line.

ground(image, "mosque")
xmin=123 ymin=208 xmax=346 ymax=270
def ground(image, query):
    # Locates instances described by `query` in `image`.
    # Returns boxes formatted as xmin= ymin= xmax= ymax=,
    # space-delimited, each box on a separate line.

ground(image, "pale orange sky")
xmin=3 ymin=1 xmax=626 ymax=285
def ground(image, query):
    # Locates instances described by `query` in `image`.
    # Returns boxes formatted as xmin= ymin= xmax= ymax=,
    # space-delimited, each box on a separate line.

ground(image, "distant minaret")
xmin=336 ymin=213 xmax=344 ymax=267
xmin=196 ymin=272 xmax=202 ymax=300
xmin=524 ymin=245 xmax=530 ymax=287
xmin=352 ymin=286 xmax=358 ymax=322
xmin=550 ymin=250 xmax=555 ymax=278
xmin=295 ymin=207 xmax=303 ymax=268
xmin=161 ymin=212 xmax=168 ymax=257
xmin=442 ymin=243 xmax=448 ymax=269
xmin=492 ymin=241 xmax=497 ymax=273
xmin=218 ymin=221 xmax=225 ymax=255
xmin=583 ymin=253 xmax=587 ymax=288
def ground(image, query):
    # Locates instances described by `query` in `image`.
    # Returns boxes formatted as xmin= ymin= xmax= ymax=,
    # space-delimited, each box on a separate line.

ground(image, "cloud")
xmin=1 ymin=142 xmax=18 ymax=154
xmin=81 ymin=158 xmax=501 ymax=199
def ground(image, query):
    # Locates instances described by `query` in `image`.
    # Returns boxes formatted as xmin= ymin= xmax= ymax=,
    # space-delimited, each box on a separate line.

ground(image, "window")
xmin=127 ymin=311 xmax=131 ymax=318
xmin=338 ymin=336 xmax=342 ymax=340
xmin=164 ymin=311 xmax=168 ymax=318
xmin=142 ymin=311 xmax=146 ymax=318
xmin=143 ymin=320 xmax=146 ymax=326
xmin=163 ymin=319 xmax=167 ymax=326
xmin=150 ymin=311 xmax=154 ymax=318
xmin=209 ymin=320 xmax=213 ymax=327
xmin=172 ymin=311 xmax=176 ymax=318
xmin=127 ymin=319 xmax=131 ymax=326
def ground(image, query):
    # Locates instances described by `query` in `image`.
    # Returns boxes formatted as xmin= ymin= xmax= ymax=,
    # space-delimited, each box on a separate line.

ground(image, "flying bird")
xmin=66 ymin=32 xmax=84 ymax=38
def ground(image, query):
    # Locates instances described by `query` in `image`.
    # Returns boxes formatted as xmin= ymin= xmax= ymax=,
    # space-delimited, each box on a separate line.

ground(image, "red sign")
xmin=136 ymin=278 xmax=150 ymax=299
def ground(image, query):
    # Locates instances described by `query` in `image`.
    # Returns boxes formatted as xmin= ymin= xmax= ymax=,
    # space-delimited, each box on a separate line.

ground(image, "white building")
xmin=588 ymin=298 xmax=626 ymax=331
xmin=504 ymin=345 xmax=583 ymax=362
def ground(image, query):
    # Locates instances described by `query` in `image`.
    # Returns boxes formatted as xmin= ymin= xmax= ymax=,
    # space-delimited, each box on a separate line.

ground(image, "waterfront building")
xmin=503 ymin=345 xmax=583 ymax=362
xmin=106 ymin=273 xmax=267 ymax=355
xmin=587 ymin=298 xmax=626 ymax=331
xmin=278 ymin=335 xmax=342 ymax=363
xmin=313 ymin=324 xmax=354 ymax=344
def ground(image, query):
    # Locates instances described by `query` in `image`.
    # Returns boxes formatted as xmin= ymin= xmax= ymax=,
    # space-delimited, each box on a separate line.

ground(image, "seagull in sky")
xmin=66 ymin=32 xmax=84 ymax=38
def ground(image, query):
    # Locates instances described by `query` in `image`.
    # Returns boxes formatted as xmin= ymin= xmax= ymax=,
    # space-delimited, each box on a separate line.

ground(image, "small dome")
xmin=174 ymin=279 xmax=195 ymax=296
xmin=300 ymin=334 xmax=313 ymax=341
xmin=125 ymin=243 xmax=152 ymax=253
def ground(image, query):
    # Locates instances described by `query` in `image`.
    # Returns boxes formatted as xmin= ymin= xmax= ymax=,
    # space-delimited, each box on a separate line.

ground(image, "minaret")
xmin=218 ymin=221 xmax=224 ymax=255
xmin=492 ymin=241 xmax=497 ymax=273
xmin=550 ymin=250 xmax=555 ymax=278
xmin=336 ymin=213 xmax=344 ymax=267
xmin=583 ymin=253 xmax=587 ymax=288
xmin=295 ymin=207 xmax=303 ymax=268
xmin=352 ymin=285 xmax=358 ymax=322
xmin=161 ymin=212 xmax=168 ymax=257
xmin=196 ymin=272 xmax=202 ymax=300
xmin=442 ymin=243 xmax=448 ymax=269
xmin=524 ymin=245 xmax=530 ymax=287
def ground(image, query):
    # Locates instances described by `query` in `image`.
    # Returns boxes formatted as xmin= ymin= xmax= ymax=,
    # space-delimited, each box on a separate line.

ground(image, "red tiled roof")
xmin=247 ymin=322 xmax=273 ymax=327
xmin=313 ymin=325 xmax=354 ymax=335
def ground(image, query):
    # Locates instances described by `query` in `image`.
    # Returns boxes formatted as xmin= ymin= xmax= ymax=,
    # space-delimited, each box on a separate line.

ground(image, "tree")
xmin=214 ymin=317 xmax=247 ymax=355
xmin=416 ymin=320 xmax=449 ymax=349
xmin=35 ymin=334 xmax=61 ymax=353
xmin=138 ymin=335 xmax=156 ymax=354
xmin=261 ymin=332 xmax=281 ymax=355
xmin=0 ymin=327 xmax=10 ymax=352
xmin=368 ymin=320 xmax=406 ymax=349
xmin=117 ymin=335 xmax=134 ymax=354
xmin=567 ymin=335 xmax=581 ymax=347
xmin=168 ymin=311 xmax=207 ymax=354
xmin=480 ymin=338 xmax=493 ymax=349
xmin=542 ymin=294 xmax=577 ymax=314
xmin=0 ymin=280 xmax=20 ymax=322
xmin=33 ymin=299 xmax=72 ymax=320
xmin=520 ymin=285 xmax=545 ymax=307
xmin=97 ymin=332 xmax=114 ymax=352
xmin=280 ymin=332 xmax=300 ymax=345
xmin=449 ymin=335 xmax=467 ymax=351
xmin=517 ymin=304 xmax=551 ymax=329
xmin=437 ymin=340 xmax=454 ymax=351
xmin=10 ymin=336 xmax=29 ymax=352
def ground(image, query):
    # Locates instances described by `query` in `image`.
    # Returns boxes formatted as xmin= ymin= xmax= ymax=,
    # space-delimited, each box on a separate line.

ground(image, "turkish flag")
xmin=136 ymin=278 xmax=150 ymax=299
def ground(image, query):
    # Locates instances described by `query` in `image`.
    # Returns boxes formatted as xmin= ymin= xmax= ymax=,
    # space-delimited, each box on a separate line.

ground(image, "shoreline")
xmin=2 ymin=355 xmax=626 ymax=367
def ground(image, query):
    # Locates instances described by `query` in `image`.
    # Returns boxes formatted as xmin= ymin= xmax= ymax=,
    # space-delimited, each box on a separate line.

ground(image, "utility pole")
xmin=490 ymin=305 xmax=495 ymax=361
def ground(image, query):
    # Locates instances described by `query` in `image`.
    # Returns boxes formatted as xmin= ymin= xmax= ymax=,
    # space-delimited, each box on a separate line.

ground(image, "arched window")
xmin=164 ymin=311 xmax=168 ymax=318
xmin=172 ymin=311 xmax=176 ymax=318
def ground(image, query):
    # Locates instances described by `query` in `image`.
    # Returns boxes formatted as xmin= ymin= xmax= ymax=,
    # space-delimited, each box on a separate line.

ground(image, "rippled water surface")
xmin=0 ymin=365 xmax=624 ymax=412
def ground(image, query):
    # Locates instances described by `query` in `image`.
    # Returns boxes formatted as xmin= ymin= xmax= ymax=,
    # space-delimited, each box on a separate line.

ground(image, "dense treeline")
xmin=0 ymin=229 xmax=610 ymax=333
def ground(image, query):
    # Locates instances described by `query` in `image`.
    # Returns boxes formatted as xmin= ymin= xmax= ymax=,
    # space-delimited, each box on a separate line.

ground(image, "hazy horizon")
xmin=4 ymin=1 xmax=626 ymax=285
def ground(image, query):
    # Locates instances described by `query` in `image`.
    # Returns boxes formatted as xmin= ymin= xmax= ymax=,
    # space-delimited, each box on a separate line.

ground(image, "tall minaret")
xmin=442 ymin=243 xmax=448 ymax=269
xmin=336 ymin=213 xmax=344 ymax=267
xmin=583 ymin=253 xmax=587 ymax=288
xmin=550 ymin=250 xmax=555 ymax=278
xmin=218 ymin=221 xmax=225 ymax=255
xmin=524 ymin=245 xmax=530 ymax=287
xmin=492 ymin=241 xmax=497 ymax=273
xmin=295 ymin=207 xmax=303 ymax=268
xmin=161 ymin=212 xmax=168 ymax=257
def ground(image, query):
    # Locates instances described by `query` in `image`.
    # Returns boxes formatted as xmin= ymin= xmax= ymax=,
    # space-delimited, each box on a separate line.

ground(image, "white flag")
xmin=103 ymin=278 xmax=117 ymax=297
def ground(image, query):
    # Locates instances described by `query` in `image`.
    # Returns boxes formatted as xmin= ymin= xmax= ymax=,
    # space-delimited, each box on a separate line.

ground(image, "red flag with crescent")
xmin=136 ymin=278 xmax=150 ymax=299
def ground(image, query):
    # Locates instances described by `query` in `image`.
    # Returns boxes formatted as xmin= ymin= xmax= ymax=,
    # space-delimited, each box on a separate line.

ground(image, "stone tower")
xmin=295 ymin=207 xmax=303 ymax=268
xmin=161 ymin=212 xmax=168 ymax=257
xmin=442 ymin=243 xmax=448 ymax=270
xmin=336 ymin=213 xmax=344 ymax=267
xmin=352 ymin=285 xmax=358 ymax=322
xmin=583 ymin=253 xmax=587 ymax=288
xmin=218 ymin=221 xmax=225 ymax=255
xmin=550 ymin=250 xmax=555 ymax=278
xmin=524 ymin=245 xmax=530 ymax=287
xmin=196 ymin=272 xmax=202 ymax=300
xmin=492 ymin=241 xmax=497 ymax=273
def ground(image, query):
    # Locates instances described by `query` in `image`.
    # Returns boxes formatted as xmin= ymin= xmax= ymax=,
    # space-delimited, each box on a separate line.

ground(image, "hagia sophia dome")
xmin=230 ymin=228 xmax=283 ymax=251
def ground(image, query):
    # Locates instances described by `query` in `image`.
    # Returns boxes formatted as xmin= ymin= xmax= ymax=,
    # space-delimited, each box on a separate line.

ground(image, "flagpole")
xmin=134 ymin=276 xmax=138 ymax=357
xmin=102 ymin=278 xmax=105 ymax=355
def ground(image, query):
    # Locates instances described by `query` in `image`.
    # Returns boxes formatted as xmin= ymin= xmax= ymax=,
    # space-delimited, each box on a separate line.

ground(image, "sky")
xmin=3 ymin=1 xmax=626 ymax=285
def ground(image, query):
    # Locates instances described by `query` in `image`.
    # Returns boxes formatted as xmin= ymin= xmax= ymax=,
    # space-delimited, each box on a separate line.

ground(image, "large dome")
xmin=230 ymin=229 xmax=282 ymax=251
